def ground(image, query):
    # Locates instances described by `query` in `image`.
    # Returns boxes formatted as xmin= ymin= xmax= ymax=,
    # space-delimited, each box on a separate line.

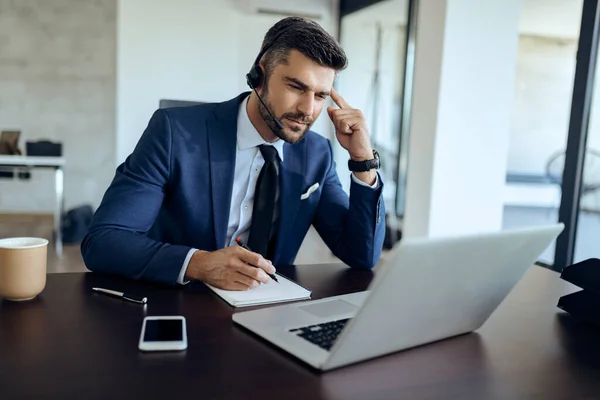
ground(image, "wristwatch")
xmin=348 ymin=150 xmax=380 ymax=172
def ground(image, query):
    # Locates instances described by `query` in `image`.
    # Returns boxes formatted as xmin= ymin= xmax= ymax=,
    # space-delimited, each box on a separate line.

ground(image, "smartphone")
xmin=138 ymin=316 xmax=187 ymax=352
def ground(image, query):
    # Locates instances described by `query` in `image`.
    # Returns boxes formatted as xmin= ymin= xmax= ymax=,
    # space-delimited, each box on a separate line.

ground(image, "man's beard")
xmin=257 ymin=88 xmax=314 ymax=144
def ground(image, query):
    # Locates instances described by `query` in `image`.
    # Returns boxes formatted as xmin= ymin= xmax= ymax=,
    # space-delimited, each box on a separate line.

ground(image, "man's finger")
xmin=327 ymin=106 xmax=335 ymax=121
xmin=227 ymin=280 xmax=252 ymax=291
xmin=334 ymin=119 xmax=352 ymax=134
xmin=335 ymin=116 xmax=363 ymax=134
xmin=239 ymin=250 xmax=276 ymax=274
xmin=236 ymin=260 xmax=271 ymax=284
xmin=234 ymin=271 xmax=261 ymax=288
xmin=330 ymin=109 xmax=357 ymax=120
xmin=330 ymin=88 xmax=351 ymax=110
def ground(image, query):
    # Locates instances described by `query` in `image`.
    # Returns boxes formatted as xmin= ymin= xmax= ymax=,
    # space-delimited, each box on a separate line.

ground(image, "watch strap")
xmin=348 ymin=150 xmax=380 ymax=172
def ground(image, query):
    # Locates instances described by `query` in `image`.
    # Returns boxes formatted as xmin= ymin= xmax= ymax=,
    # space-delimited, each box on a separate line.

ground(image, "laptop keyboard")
xmin=289 ymin=318 xmax=351 ymax=351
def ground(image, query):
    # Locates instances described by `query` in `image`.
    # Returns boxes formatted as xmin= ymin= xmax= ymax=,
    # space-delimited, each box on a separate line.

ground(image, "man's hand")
xmin=327 ymin=88 xmax=377 ymax=185
xmin=185 ymin=246 xmax=276 ymax=290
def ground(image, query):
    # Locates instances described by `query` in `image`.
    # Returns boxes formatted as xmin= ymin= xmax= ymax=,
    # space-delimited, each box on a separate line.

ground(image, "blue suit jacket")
xmin=81 ymin=92 xmax=385 ymax=285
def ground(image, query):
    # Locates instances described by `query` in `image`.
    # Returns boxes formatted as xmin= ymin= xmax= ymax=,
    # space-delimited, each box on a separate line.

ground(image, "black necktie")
xmin=248 ymin=145 xmax=278 ymax=258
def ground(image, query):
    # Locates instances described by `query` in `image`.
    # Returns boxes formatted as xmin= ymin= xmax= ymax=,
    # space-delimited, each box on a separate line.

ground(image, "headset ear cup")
xmin=247 ymin=64 xmax=263 ymax=89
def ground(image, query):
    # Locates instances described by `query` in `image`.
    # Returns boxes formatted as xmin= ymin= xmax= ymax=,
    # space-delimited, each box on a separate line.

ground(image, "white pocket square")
xmin=300 ymin=183 xmax=320 ymax=200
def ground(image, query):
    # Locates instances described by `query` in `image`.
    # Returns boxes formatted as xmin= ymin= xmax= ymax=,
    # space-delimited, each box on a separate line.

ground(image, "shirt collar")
xmin=236 ymin=95 xmax=285 ymax=162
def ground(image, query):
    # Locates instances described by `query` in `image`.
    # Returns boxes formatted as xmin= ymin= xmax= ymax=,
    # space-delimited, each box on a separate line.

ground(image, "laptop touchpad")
xmin=299 ymin=299 xmax=357 ymax=318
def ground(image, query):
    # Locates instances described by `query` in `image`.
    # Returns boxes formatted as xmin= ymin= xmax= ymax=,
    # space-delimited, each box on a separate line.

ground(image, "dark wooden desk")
xmin=1 ymin=264 xmax=599 ymax=399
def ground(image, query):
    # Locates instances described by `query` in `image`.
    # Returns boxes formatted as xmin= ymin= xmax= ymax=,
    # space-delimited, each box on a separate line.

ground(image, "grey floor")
xmin=503 ymin=205 xmax=600 ymax=264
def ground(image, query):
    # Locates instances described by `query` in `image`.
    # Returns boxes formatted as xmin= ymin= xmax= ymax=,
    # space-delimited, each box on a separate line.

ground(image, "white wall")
xmin=116 ymin=0 xmax=336 ymax=165
xmin=116 ymin=0 xmax=240 ymax=164
xmin=404 ymin=0 xmax=521 ymax=238
xmin=0 ymin=0 xmax=116 ymax=213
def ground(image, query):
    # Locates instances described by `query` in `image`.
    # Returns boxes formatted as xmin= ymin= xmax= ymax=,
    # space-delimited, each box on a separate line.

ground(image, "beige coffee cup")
xmin=0 ymin=237 xmax=48 ymax=301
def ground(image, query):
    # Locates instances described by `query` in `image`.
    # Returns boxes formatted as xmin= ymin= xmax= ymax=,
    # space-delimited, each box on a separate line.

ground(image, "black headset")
xmin=245 ymin=28 xmax=292 ymax=130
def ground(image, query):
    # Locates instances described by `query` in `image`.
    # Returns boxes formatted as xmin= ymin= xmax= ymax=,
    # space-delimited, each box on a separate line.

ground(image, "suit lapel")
xmin=206 ymin=93 xmax=248 ymax=249
xmin=273 ymin=140 xmax=306 ymax=260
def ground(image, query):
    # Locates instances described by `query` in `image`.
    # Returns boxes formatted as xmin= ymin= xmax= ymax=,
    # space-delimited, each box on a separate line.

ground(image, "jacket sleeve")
xmin=312 ymin=141 xmax=386 ymax=269
xmin=81 ymin=110 xmax=192 ymax=285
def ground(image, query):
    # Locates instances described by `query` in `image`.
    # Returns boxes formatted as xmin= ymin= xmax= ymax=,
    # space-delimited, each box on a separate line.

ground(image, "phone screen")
xmin=143 ymin=319 xmax=183 ymax=342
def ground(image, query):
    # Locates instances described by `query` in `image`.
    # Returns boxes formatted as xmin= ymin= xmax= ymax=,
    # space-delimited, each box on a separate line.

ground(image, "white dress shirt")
xmin=177 ymin=96 xmax=378 ymax=284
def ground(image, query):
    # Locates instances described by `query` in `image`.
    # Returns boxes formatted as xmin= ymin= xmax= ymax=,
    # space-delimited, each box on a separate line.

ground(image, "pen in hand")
xmin=235 ymin=237 xmax=279 ymax=283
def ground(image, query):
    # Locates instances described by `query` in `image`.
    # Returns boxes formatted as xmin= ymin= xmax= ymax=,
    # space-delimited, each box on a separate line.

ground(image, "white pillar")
xmin=403 ymin=0 xmax=522 ymax=238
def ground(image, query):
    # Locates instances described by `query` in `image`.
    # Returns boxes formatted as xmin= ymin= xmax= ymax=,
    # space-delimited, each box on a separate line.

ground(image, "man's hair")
xmin=259 ymin=17 xmax=348 ymax=81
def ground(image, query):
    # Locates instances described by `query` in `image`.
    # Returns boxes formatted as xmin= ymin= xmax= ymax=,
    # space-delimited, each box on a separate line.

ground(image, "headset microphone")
xmin=246 ymin=75 xmax=285 ymax=131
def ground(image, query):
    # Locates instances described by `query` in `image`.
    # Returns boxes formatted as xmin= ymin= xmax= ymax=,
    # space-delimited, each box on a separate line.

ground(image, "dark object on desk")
xmin=558 ymin=258 xmax=600 ymax=327
xmin=16 ymin=170 xmax=31 ymax=180
xmin=26 ymin=140 xmax=62 ymax=157
xmin=62 ymin=205 xmax=93 ymax=244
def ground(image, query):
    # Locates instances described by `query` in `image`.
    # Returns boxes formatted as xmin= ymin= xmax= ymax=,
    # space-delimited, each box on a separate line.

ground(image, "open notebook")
xmin=205 ymin=274 xmax=311 ymax=307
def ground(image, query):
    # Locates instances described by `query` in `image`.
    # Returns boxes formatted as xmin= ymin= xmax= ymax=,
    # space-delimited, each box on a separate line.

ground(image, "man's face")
xmin=258 ymin=50 xmax=336 ymax=143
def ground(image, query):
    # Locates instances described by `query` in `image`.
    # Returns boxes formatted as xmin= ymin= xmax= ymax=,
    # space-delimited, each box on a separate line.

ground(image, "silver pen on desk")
xmin=92 ymin=287 xmax=148 ymax=304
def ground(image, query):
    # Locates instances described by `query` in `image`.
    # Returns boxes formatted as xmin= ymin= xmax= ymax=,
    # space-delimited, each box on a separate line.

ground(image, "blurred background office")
xmin=1 ymin=0 xmax=598 ymax=274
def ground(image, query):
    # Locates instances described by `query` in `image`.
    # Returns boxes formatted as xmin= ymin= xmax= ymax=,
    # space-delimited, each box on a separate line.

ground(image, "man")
xmin=81 ymin=17 xmax=385 ymax=290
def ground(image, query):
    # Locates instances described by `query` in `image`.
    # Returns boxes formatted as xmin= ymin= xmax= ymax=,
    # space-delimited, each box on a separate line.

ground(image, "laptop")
xmin=233 ymin=224 xmax=564 ymax=371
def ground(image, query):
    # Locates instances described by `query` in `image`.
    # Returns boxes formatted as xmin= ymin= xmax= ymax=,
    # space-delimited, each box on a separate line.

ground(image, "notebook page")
xmin=206 ymin=274 xmax=311 ymax=307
